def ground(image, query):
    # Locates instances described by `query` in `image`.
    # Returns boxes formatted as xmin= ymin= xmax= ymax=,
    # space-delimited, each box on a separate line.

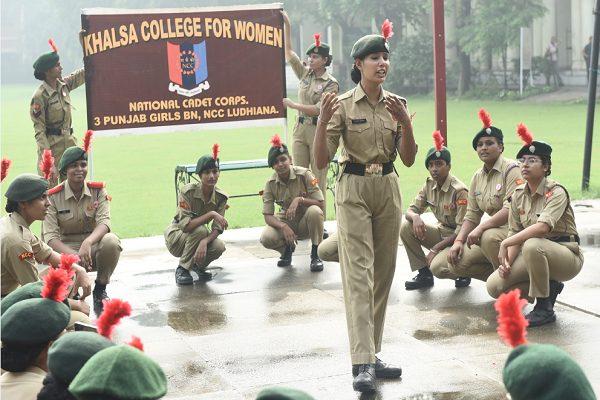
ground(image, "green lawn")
xmin=1 ymin=84 xmax=599 ymax=238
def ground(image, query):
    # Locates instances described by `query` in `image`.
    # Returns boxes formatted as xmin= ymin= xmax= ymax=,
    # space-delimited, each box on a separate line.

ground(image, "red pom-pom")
xmin=58 ymin=253 xmax=79 ymax=278
xmin=314 ymin=33 xmax=321 ymax=47
xmin=516 ymin=123 xmax=534 ymax=146
xmin=83 ymin=130 xmax=93 ymax=153
xmin=41 ymin=268 xmax=70 ymax=302
xmin=40 ymin=149 xmax=55 ymax=180
xmin=494 ymin=289 xmax=528 ymax=348
xmin=270 ymin=134 xmax=283 ymax=148
xmin=432 ymin=130 xmax=445 ymax=152
xmin=478 ymin=108 xmax=492 ymax=129
xmin=128 ymin=335 xmax=144 ymax=351
xmin=48 ymin=38 xmax=58 ymax=53
xmin=381 ymin=19 xmax=394 ymax=40
xmin=1 ymin=158 xmax=11 ymax=182
xmin=212 ymin=143 xmax=220 ymax=160
xmin=96 ymin=299 xmax=132 ymax=339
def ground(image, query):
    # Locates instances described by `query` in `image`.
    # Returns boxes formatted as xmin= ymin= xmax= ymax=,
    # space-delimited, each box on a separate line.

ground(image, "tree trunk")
xmin=456 ymin=0 xmax=471 ymax=96
xmin=502 ymin=46 xmax=508 ymax=91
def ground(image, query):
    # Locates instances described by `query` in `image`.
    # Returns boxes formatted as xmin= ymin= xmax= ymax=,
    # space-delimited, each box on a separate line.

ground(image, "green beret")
xmin=69 ymin=345 xmax=168 ymax=400
xmin=5 ymin=173 xmax=49 ymax=202
xmin=33 ymin=51 xmax=60 ymax=73
xmin=59 ymin=146 xmax=87 ymax=174
xmin=267 ymin=144 xmax=289 ymax=168
xmin=1 ymin=281 xmax=44 ymax=315
xmin=195 ymin=155 xmax=219 ymax=174
xmin=256 ymin=386 xmax=316 ymax=400
xmin=351 ymin=34 xmax=389 ymax=59
xmin=425 ymin=147 xmax=451 ymax=169
xmin=305 ymin=42 xmax=331 ymax=58
xmin=1 ymin=298 xmax=70 ymax=345
xmin=516 ymin=140 xmax=552 ymax=160
xmin=471 ymin=126 xmax=504 ymax=150
xmin=504 ymin=344 xmax=596 ymax=400
xmin=48 ymin=332 xmax=115 ymax=385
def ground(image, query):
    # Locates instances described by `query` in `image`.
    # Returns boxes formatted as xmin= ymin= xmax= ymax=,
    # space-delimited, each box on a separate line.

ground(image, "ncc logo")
xmin=167 ymin=41 xmax=210 ymax=97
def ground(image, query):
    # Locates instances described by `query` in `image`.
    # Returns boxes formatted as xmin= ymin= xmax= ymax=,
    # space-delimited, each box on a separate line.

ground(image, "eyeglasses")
xmin=518 ymin=157 xmax=541 ymax=165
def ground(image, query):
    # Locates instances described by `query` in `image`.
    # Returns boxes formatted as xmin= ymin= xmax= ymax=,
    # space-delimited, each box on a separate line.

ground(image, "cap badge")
xmin=485 ymin=128 xmax=492 ymax=134
xmin=529 ymin=145 xmax=536 ymax=153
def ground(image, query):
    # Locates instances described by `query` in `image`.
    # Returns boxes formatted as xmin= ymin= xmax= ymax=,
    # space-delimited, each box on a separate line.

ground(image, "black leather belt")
xmin=46 ymin=127 xmax=73 ymax=136
xmin=548 ymin=235 xmax=580 ymax=244
xmin=298 ymin=116 xmax=318 ymax=124
xmin=343 ymin=161 xmax=394 ymax=176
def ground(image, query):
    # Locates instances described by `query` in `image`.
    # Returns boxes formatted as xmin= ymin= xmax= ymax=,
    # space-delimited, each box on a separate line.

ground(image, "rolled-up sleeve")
xmin=508 ymin=196 xmax=522 ymax=237
xmin=94 ymin=188 xmax=112 ymax=231
xmin=305 ymin=170 xmax=324 ymax=201
xmin=211 ymin=198 xmax=228 ymax=232
xmin=463 ymin=174 xmax=483 ymax=225
xmin=288 ymin=53 xmax=308 ymax=80
xmin=262 ymin=181 xmax=275 ymax=215
xmin=174 ymin=191 xmax=194 ymax=230
xmin=537 ymin=187 xmax=568 ymax=231
xmin=454 ymin=189 xmax=469 ymax=234
xmin=65 ymin=68 xmax=86 ymax=91
xmin=408 ymin=183 xmax=428 ymax=215
xmin=325 ymin=103 xmax=344 ymax=161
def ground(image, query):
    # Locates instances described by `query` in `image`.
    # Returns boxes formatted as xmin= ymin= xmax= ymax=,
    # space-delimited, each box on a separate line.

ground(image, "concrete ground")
xmin=103 ymin=201 xmax=600 ymax=400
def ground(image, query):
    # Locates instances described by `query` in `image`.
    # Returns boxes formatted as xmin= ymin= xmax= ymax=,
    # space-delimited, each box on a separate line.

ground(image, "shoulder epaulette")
xmin=215 ymin=187 xmax=229 ymax=200
xmin=338 ymin=89 xmax=353 ymax=100
xmin=48 ymin=183 xmax=65 ymax=195
xmin=87 ymin=181 xmax=105 ymax=189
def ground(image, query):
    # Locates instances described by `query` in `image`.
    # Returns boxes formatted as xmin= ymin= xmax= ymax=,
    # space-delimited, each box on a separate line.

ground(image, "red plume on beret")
xmin=59 ymin=253 xmax=79 ymax=279
xmin=314 ymin=33 xmax=321 ymax=47
xmin=516 ymin=123 xmax=534 ymax=146
xmin=432 ymin=130 xmax=444 ymax=152
xmin=1 ymin=158 xmax=11 ymax=182
xmin=96 ymin=299 xmax=132 ymax=340
xmin=128 ymin=335 xmax=145 ymax=351
xmin=478 ymin=108 xmax=492 ymax=129
xmin=381 ymin=19 xmax=394 ymax=40
xmin=83 ymin=130 xmax=93 ymax=153
xmin=270 ymin=134 xmax=283 ymax=148
xmin=41 ymin=268 xmax=70 ymax=303
xmin=212 ymin=143 xmax=220 ymax=160
xmin=494 ymin=289 xmax=528 ymax=348
xmin=40 ymin=149 xmax=55 ymax=180
xmin=48 ymin=38 xmax=58 ymax=53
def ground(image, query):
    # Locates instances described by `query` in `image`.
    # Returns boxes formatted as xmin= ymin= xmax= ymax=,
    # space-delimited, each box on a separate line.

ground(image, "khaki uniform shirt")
xmin=325 ymin=85 xmax=406 ymax=164
xmin=509 ymin=178 xmax=578 ymax=238
xmin=43 ymin=181 xmax=111 ymax=244
xmin=172 ymin=183 xmax=228 ymax=232
xmin=1 ymin=213 xmax=52 ymax=296
xmin=262 ymin=166 xmax=324 ymax=220
xmin=464 ymin=156 xmax=523 ymax=226
xmin=0 ymin=366 xmax=45 ymax=400
xmin=289 ymin=53 xmax=339 ymax=114
xmin=408 ymin=174 xmax=469 ymax=235
xmin=30 ymin=68 xmax=85 ymax=149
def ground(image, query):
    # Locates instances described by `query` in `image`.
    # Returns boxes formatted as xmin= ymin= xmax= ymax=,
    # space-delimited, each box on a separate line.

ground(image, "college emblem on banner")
xmin=167 ymin=41 xmax=210 ymax=97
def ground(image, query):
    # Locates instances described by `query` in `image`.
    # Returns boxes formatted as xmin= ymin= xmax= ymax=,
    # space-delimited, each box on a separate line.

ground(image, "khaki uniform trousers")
xmin=336 ymin=173 xmax=401 ymax=365
xmin=260 ymin=205 xmax=324 ymax=255
xmin=486 ymin=238 xmax=583 ymax=299
xmin=433 ymin=227 xmax=506 ymax=281
xmin=292 ymin=123 xmax=328 ymax=216
xmin=318 ymin=232 xmax=339 ymax=262
xmin=64 ymin=233 xmax=122 ymax=285
xmin=400 ymin=220 xmax=453 ymax=273
xmin=37 ymin=134 xmax=77 ymax=187
xmin=164 ymin=225 xmax=226 ymax=270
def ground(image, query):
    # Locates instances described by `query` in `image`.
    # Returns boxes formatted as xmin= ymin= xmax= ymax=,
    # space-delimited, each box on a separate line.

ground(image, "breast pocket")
xmin=345 ymin=117 xmax=371 ymax=151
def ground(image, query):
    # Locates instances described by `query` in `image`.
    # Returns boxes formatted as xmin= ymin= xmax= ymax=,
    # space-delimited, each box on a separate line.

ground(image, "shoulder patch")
xmin=18 ymin=251 xmax=34 ymax=261
xmin=48 ymin=183 xmax=65 ymax=195
xmin=87 ymin=181 xmax=105 ymax=189
xmin=179 ymin=200 xmax=190 ymax=210
xmin=456 ymin=198 xmax=468 ymax=206
xmin=515 ymin=178 xmax=525 ymax=185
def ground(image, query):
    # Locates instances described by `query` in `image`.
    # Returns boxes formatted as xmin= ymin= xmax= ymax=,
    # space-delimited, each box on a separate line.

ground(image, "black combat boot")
xmin=549 ymin=280 xmax=564 ymax=306
xmin=277 ymin=245 xmax=294 ymax=267
xmin=310 ymin=244 xmax=324 ymax=272
xmin=352 ymin=364 xmax=376 ymax=393
xmin=526 ymin=296 xmax=556 ymax=327
xmin=191 ymin=265 xmax=214 ymax=281
xmin=175 ymin=266 xmax=193 ymax=285
xmin=352 ymin=357 xmax=402 ymax=379
xmin=93 ymin=282 xmax=109 ymax=314
xmin=405 ymin=267 xmax=434 ymax=290
xmin=454 ymin=276 xmax=471 ymax=288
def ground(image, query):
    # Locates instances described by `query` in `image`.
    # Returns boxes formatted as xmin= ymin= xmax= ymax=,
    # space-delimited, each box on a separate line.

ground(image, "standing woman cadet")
xmin=281 ymin=11 xmax=339 ymax=222
xmin=314 ymin=20 xmax=417 ymax=393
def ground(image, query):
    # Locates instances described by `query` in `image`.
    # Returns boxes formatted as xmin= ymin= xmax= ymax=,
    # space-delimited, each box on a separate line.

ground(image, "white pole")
xmin=520 ymin=27 xmax=524 ymax=96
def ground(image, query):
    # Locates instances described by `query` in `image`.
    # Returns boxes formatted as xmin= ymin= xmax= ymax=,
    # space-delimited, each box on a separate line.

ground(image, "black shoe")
xmin=405 ymin=268 xmax=434 ymax=290
xmin=175 ymin=266 xmax=193 ymax=285
xmin=310 ymin=244 xmax=324 ymax=272
xmin=526 ymin=297 xmax=556 ymax=327
xmin=277 ymin=245 xmax=294 ymax=267
xmin=323 ymin=228 xmax=329 ymax=240
xmin=455 ymin=277 xmax=471 ymax=288
xmin=191 ymin=265 xmax=214 ymax=281
xmin=93 ymin=289 xmax=109 ymax=314
xmin=352 ymin=364 xmax=376 ymax=393
xmin=549 ymin=280 xmax=564 ymax=307
xmin=352 ymin=357 xmax=402 ymax=379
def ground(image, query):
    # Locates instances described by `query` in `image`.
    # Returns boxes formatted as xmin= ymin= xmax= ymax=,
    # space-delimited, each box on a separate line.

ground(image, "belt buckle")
xmin=365 ymin=163 xmax=383 ymax=176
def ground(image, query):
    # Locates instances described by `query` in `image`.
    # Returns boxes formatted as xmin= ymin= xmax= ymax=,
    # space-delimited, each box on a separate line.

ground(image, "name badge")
xmin=58 ymin=209 xmax=70 ymax=214
xmin=351 ymin=118 xmax=367 ymax=124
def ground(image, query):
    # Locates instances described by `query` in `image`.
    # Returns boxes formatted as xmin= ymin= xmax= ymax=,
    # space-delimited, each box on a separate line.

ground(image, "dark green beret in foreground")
xmin=196 ymin=155 xmax=219 ymax=174
xmin=305 ymin=42 xmax=330 ymax=58
xmin=424 ymin=147 xmax=452 ymax=169
xmin=1 ymin=281 xmax=44 ymax=315
xmin=351 ymin=34 xmax=390 ymax=59
xmin=69 ymin=345 xmax=167 ymax=400
xmin=503 ymin=344 xmax=596 ymax=400
xmin=256 ymin=386 xmax=316 ymax=400
xmin=48 ymin=331 xmax=115 ymax=385
xmin=4 ymin=173 xmax=49 ymax=202
xmin=1 ymin=297 xmax=70 ymax=345
xmin=471 ymin=126 xmax=504 ymax=150
xmin=33 ymin=51 xmax=60 ymax=73
xmin=516 ymin=140 xmax=552 ymax=159
xmin=59 ymin=146 xmax=87 ymax=174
